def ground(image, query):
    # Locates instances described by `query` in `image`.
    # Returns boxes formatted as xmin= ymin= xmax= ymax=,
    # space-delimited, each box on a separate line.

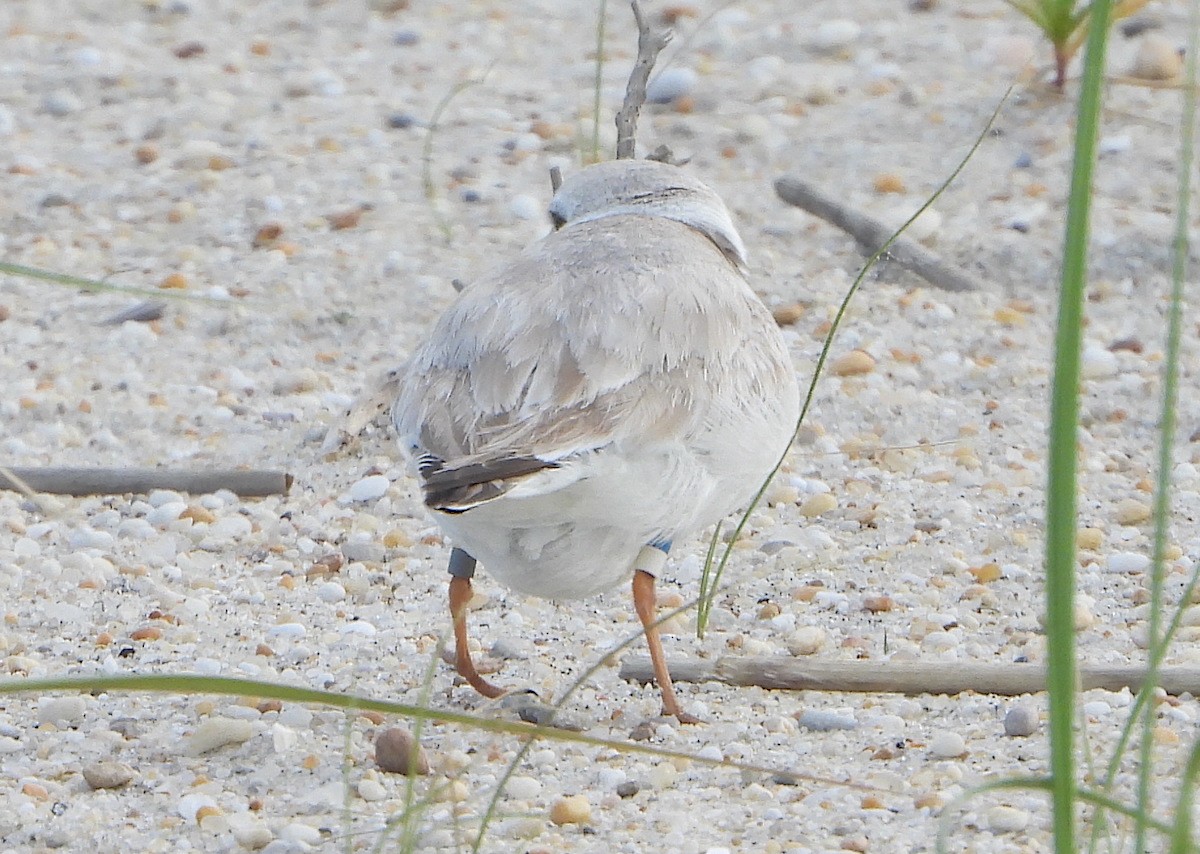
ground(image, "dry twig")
xmin=774 ymin=176 xmax=985 ymax=293
xmin=621 ymin=655 xmax=1200 ymax=696
xmin=614 ymin=0 xmax=672 ymax=160
xmin=0 ymin=467 xmax=292 ymax=498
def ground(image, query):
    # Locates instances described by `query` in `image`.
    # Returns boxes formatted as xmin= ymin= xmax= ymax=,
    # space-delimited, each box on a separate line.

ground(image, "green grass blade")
xmin=591 ymin=0 xmax=608 ymax=164
xmin=0 ymin=261 xmax=232 ymax=303
xmin=1043 ymin=1 xmax=1112 ymax=849
xmin=1135 ymin=3 xmax=1199 ymax=850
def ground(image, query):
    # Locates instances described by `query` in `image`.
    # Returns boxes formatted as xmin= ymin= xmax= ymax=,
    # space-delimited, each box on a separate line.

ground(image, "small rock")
xmin=813 ymin=19 xmax=862 ymax=51
xmin=387 ymin=112 xmax=418 ymax=129
xmin=507 ymin=775 xmax=542 ymax=800
xmin=863 ymin=594 xmax=894 ymax=613
xmin=392 ymin=29 xmax=421 ymax=46
xmin=646 ymin=67 xmax=697 ymax=104
xmin=1082 ymin=343 xmax=1119 ymax=378
xmin=37 ymin=696 xmax=87 ymax=727
xmin=928 ymin=730 xmax=966 ymax=758
xmin=231 ymin=823 xmax=274 ymax=850
xmin=82 ymin=760 xmax=136 ymax=789
xmin=872 ymin=172 xmax=906 ymax=194
xmin=549 ymin=794 xmax=592 ymax=825
xmin=186 ymin=717 xmax=254 ymax=755
xmin=1004 ymin=704 xmax=1039 ymax=737
xmin=799 ymin=492 xmax=837 ymax=517
xmin=1129 ymin=34 xmax=1182 ymax=81
xmin=987 ymin=805 xmax=1030 ymax=833
xmin=344 ymin=475 xmax=390 ymax=503
xmin=509 ymin=194 xmax=542 ymax=221
xmin=831 ymin=349 xmax=875 ymax=376
xmin=342 ymin=539 xmax=385 ymax=563
xmin=358 ymin=778 xmax=387 ymax=801
xmin=616 ymin=780 xmax=640 ymax=798
xmin=1107 ymin=551 xmax=1150 ymax=573
xmin=797 ymin=709 xmax=857 ymax=731
xmin=375 ymin=727 xmax=430 ymax=775
xmin=42 ymin=90 xmax=82 ymax=116
xmin=1115 ymin=498 xmax=1152 ymax=525
xmin=1076 ymin=527 xmax=1104 ymax=550
xmin=786 ymin=626 xmax=827 ymax=656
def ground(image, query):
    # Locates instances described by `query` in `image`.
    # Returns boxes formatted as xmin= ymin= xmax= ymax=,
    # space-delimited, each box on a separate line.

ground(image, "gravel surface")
xmin=1 ymin=1 xmax=1198 ymax=852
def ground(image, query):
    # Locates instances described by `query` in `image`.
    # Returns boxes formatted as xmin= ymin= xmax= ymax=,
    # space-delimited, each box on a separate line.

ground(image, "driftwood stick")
xmin=614 ymin=0 xmax=672 ymax=160
xmin=0 ymin=467 xmax=292 ymax=498
xmin=620 ymin=656 xmax=1200 ymax=697
xmin=774 ymin=176 xmax=985 ymax=293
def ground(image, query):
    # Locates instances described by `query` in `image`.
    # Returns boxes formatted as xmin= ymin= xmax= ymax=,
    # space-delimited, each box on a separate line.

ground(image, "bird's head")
xmin=547 ymin=159 xmax=748 ymax=272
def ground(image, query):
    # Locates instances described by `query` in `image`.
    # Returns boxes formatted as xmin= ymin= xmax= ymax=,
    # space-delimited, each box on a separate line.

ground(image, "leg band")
xmin=448 ymin=547 xmax=477 ymax=579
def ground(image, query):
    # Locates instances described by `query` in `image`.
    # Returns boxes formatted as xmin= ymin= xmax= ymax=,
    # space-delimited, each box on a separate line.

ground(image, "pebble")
xmin=343 ymin=474 xmax=390 ymax=503
xmin=1081 ymin=343 xmax=1119 ymax=378
xmin=1129 ymin=34 xmax=1182 ymax=81
xmin=315 ymin=581 xmax=345 ymax=602
xmin=1077 ymin=527 xmax=1104 ymax=550
xmin=831 ymin=349 xmax=876 ymax=376
xmin=1115 ymin=498 xmax=1152 ymax=525
xmin=82 ymin=760 xmax=137 ymax=789
xmin=928 ymin=731 xmax=966 ymax=758
xmin=509 ymin=194 xmax=542 ymax=221
xmin=797 ymin=709 xmax=857 ymax=731
xmin=232 ymin=823 xmax=274 ymax=850
xmin=0 ymin=105 xmax=14 ymax=135
xmin=1003 ymin=704 xmax=1039 ymax=737
xmin=813 ymin=19 xmax=862 ymax=51
xmin=1107 ymin=551 xmax=1150 ymax=574
xmin=178 ymin=793 xmax=217 ymax=821
xmin=549 ymin=794 xmax=592 ymax=825
xmin=646 ymin=67 xmax=697 ymax=104
xmin=43 ymin=89 xmax=83 ymax=116
xmin=375 ymin=727 xmax=430 ymax=775
xmin=68 ymin=527 xmax=114 ymax=550
xmin=358 ymin=778 xmax=387 ymax=801
xmin=786 ymin=626 xmax=827 ymax=656
xmin=799 ymin=492 xmax=837 ymax=517
xmin=987 ymin=805 xmax=1030 ymax=833
xmin=342 ymin=538 xmax=385 ymax=563
xmin=279 ymin=823 xmax=322 ymax=845
xmin=507 ymin=775 xmax=542 ymax=800
xmin=37 ymin=696 xmax=87 ymax=726
xmin=616 ymin=781 xmax=640 ymax=798
xmin=186 ymin=717 xmax=254 ymax=755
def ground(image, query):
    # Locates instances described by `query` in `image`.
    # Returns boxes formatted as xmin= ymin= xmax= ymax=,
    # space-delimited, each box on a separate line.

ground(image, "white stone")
xmin=813 ymin=19 xmax=862 ymax=51
xmin=1107 ymin=552 xmax=1150 ymax=574
xmin=37 ymin=695 xmax=87 ymax=726
xmin=186 ymin=717 xmax=254 ymax=755
xmin=343 ymin=475 xmax=390 ymax=503
xmin=928 ymin=730 xmax=966 ymax=758
xmin=509 ymin=194 xmax=542 ymax=221
xmin=646 ymin=67 xmax=697 ymax=104
xmin=987 ymin=805 xmax=1030 ymax=833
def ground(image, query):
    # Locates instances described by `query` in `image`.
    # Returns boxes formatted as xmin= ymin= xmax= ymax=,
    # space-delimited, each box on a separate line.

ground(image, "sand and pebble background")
xmin=1 ymin=0 xmax=1198 ymax=851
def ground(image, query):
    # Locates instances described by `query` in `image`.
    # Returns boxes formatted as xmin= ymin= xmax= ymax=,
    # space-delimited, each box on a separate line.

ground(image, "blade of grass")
xmin=695 ymin=87 xmax=1013 ymax=637
xmin=1134 ymin=3 xmax=1198 ymax=850
xmin=1043 ymin=1 xmax=1112 ymax=849
xmin=0 ymin=261 xmax=233 ymax=303
xmin=422 ymin=65 xmax=494 ymax=243
xmin=590 ymin=0 xmax=608 ymax=165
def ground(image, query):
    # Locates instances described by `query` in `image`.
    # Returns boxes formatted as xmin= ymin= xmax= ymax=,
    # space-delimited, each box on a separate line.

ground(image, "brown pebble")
xmin=173 ymin=41 xmax=206 ymax=59
xmin=861 ymin=795 xmax=886 ymax=809
xmin=359 ymin=710 xmax=385 ymax=725
xmin=549 ymin=794 xmax=592 ymax=826
xmin=134 ymin=144 xmax=159 ymax=165
xmin=1115 ymin=498 xmax=1152 ymax=525
xmin=863 ymin=594 xmax=894 ymax=613
xmin=254 ymin=643 xmax=274 ymax=657
xmin=307 ymin=553 xmax=344 ymax=578
xmin=915 ymin=792 xmax=944 ymax=810
xmin=757 ymin=602 xmax=782 ymax=619
xmin=326 ymin=208 xmax=364 ymax=230
xmin=22 ymin=782 xmax=49 ymax=800
xmin=872 ymin=172 xmax=906 ymax=194
xmin=1129 ymin=34 xmax=1183 ymax=81
xmin=249 ymin=39 xmax=271 ymax=56
xmin=0 ymin=305 xmax=8 ymax=322
xmin=832 ymin=349 xmax=876 ymax=376
xmin=1109 ymin=337 xmax=1144 ymax=354
xmin=159 ymin=272 xmax=189 ymax=290
xmin=180 ymin=505 xmax=216 ymax=524
xmin=131 ymin=626 xmax=163 ymax=641
xmin=772 ymin=303 xmax=807 ymax=326
xmin=968 ymin=563 xmax=1002 ymax=583
xmin=841 ymin=837 xmax=869 ymax=852
xmin=375 ymin=727 xmax=430 ymax=775
xmin=82 ymin=760 xmax=136 ymax=790
xmin=253 ymin=223 xmax=284 ymax=248
xmin=256 ymin=699 xmax=282 ymax=714
xmin=629 ymin=721 xmax=656 ymax=741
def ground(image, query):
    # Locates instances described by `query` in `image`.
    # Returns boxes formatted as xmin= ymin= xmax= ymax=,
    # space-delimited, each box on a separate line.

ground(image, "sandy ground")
xmin=1 ymin=1 xmax=1198 ymax=851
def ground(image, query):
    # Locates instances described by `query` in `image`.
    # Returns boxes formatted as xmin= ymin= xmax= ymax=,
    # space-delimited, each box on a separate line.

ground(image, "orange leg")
xmin=632 ymin=569 xmax=701 ymax=724
xmin=449 ymin=575 xmax=505 ymax=699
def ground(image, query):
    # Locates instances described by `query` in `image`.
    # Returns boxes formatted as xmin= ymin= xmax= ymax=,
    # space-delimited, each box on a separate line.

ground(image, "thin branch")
xmin=614 ymin=0 xmax=672 ymax=160
xmin=549 ymin=165 xmax=563 ymax=193
xmin=0 ymin=467 xmax=292 ymax=498
xmin=620 ymin=656 xmax=1200 ymax=696
xmin=775 ymin=177 xmax=985 ymax=292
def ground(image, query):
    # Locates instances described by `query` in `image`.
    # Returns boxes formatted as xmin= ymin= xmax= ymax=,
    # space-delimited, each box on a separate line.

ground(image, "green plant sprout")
xmin=1004 ymin=0 xmax=1147 ymax=90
